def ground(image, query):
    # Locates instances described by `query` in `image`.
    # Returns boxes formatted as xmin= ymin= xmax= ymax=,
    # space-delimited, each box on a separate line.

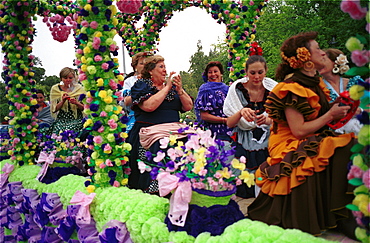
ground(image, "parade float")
xmin=0 ymin=0 xmax=368 ymax=242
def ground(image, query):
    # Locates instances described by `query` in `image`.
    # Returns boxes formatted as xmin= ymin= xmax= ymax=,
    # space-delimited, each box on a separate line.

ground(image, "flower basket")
xmin=190 ymin=186 xmax=236 ymax=207
xmin=165 ymin=186 xmax=244 ymax=237
xmin=40 ymin=159 xmax=82 ymax=184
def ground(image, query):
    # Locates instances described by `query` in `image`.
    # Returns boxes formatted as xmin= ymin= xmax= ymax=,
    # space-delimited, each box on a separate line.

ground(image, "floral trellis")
xmin=0 ymin=0 xmax=267 ymax=190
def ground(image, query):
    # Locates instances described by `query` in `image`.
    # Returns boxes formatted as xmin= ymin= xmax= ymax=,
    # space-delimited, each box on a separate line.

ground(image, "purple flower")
xmin=166 ymin=161 xmax=175 ymax=170
xmin=90 ymin=103 xmax=99 ymax=112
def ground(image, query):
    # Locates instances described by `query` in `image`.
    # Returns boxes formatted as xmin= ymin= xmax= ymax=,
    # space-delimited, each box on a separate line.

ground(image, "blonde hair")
xmin=141 ymin=55 xmax=165 ymax=79
xmin=59 ymin=67 xmax=77 ymax=80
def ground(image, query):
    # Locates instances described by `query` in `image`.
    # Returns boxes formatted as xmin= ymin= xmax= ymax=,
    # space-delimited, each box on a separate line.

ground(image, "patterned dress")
xmin=194 ymin=81 xmax=232 ymax=141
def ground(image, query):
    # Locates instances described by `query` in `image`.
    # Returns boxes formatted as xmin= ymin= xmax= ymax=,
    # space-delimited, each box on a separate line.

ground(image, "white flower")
xmin=339 ymin=64 xmax=350 ymax=74
xmin=335 ymin=54 xmax=348 ymax=66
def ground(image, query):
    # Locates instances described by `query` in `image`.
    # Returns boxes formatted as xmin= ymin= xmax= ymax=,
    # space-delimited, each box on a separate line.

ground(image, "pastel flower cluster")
xmin=74 ymin=0 xmax=131 ymax=191
xmin=140 ymin=127 xmax=255 ymax=192
xmin=332 ymin=53 xmax=350 ymax=74
xmin=37 ymin=130 xmax=85 ymax=165
xmin=116 ymin=0 xmax=267 ymax=81
xmin=0 ymin=1 xmax=39 ymax=166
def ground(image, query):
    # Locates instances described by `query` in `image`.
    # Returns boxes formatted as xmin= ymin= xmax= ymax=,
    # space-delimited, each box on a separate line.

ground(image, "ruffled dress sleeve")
xmin=131 ymin=80 xmax=154 ymax=106
xmin=265 ymin=81 xmax=323 ymax=127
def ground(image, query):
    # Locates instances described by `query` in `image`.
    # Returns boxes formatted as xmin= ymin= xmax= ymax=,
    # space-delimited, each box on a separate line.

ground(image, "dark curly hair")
xmin=202 ymin=61 xmax=224 ymax=82
xmin=141 ymin=55 xmax=165 ymax=79
xmin=275 ymin=31 xmax=318 ymax=81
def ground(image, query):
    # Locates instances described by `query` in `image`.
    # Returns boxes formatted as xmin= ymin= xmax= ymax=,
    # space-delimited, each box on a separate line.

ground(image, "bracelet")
xmin=178 ymin=90 xmax=185 ymax=96
xmin=222 ymin=117 xmax=226 ymax=124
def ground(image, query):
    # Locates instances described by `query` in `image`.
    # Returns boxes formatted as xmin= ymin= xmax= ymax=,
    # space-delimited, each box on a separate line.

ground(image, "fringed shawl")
xmin=50 ymin=83 xmax=86 ymax=119
xmin=223 ymin=77 xmax=278 ymax=130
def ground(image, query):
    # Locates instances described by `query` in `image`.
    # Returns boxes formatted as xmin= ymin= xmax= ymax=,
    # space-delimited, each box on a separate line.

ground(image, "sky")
xmin=1 ymin=7 xmax=226 ymax=78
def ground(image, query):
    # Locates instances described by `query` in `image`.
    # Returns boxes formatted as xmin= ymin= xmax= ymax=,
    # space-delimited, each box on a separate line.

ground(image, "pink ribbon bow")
xmin=36 ymin=151 xmax=55 ymax=181
xmin=157 ymin=172 xmax=192 ymax=227
xmin=0 ymin=163 xmax=14 ymax=188
xmin=70 ymin=190 xmax=96 ymax=224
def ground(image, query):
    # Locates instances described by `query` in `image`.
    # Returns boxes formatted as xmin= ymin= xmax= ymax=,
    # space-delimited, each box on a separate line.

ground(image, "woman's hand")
xmin=329 ymin=103 xmax=351 ymax=121
xmin=240 ymin=108 xmax=257 ymax=122
xmin=255 ymin=113 xmax=272 ymax=126
xmin=62 ymin=93 xmax=70 ymax=101
xmin=171 ymin=73 xmax=183 ymax=93
xmin=164 ymin=71 xmax=176 ymax=90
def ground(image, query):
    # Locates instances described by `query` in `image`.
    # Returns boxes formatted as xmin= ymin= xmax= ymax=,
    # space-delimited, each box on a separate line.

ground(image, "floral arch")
xmin=0 ymin=0 xmax=267 ymax=188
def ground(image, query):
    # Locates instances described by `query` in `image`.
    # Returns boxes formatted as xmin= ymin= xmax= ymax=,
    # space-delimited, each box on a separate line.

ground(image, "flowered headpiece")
xmin=249 ymin=41 xmax=263 ymax=56
xmin=281 ymin=47 xmax=311 ymax=69
xmin=332 ymin=54 xmax=350 ymax=74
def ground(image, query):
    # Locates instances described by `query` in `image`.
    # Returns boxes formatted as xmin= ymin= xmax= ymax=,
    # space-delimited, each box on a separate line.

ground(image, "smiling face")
xmin=246 ymin=62 xmax=266 ymax=86
xmin=308 ymin=40 xmax=326 ymax=71
xmin=207 ymin=66 xmax=222 ymax=82
xmin=61 ymin=72 xmax=75 ymax=88
xmin=150 ymin=61 xmax=167 ymax=84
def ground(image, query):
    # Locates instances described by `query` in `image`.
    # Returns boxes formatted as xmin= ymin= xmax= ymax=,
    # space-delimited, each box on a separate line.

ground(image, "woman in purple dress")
xmin=194 ymin=61 xmax=232 ymax=142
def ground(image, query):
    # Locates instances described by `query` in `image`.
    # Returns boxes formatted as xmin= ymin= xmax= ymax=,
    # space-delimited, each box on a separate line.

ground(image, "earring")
xmin=303 ymin=61 xmax=315 ymax=72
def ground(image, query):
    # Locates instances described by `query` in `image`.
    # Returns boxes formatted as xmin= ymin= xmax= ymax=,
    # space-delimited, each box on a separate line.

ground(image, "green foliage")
xmin=256 ymin=0 xmax=368 ymax=80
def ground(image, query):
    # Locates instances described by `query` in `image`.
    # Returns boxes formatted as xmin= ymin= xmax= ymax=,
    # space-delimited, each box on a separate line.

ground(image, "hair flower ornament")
xmin=281 ymin=47 xmax=311 ymax=69
xmin=333 ymin=53 xmax=350 ymax=74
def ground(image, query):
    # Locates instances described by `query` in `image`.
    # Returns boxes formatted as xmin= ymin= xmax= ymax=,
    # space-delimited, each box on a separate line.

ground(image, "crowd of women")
xmin=36 ymin=31 xmax=364 ymax=239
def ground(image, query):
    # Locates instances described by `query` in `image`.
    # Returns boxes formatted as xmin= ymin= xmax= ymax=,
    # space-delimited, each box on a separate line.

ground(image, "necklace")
xmin=250 ymin=89 xmax=265 ymax=111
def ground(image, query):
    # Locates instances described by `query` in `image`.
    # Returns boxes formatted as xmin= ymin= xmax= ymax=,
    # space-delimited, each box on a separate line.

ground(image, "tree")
xmin=256 ymin=0 xmax=368 ymax=79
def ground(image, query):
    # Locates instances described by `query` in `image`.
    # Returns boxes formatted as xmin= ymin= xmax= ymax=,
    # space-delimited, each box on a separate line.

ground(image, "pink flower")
xmin=94 ymin=55 xmax=102 ymax=62
xmin=79 ymin=73 xmax=87 ymax=81
xmin=81 ymin=20 xmax=89 ymax=27
xmin=87 ymin=169 xmax=93 ymax=176
xmin=90 ymin=21 xmax=98 ymax=29
xmin=101 ymin=63 xmax=109 ymax=70
xmin=347 ymin=165 xmax=364 ymax=180
xmin=104 ymin=144 xmax=112 ymax=152
xmin=363 ymin=169 xmax=370 ymax=188
xmin=341 ymin=0 xmax=367 ymax=20
xmin=116 ymin=0 xmax=142 ymax=14
xmin=159 ymin=137 xmax=169 ymax=149
xmin=99 ymin=163 xmax=106 ymax=169
xmin=106 ymin=159 xmax=113 ymax=166
xmin=97 ymin=126 xmax=104 ymax=133
xmin=351 ymin=50 xmax=369 ymax=67
xmin=86 ymin=97 xmax=93 ymax=103
xmin=92 ymin=37 xmax=101 ymax=50
xmin=100 ymin=111 xmax=107 ymax=117
xmin=113 ymin=181 xmax=120 ymax=187
xmin=108 ymin=119 xmax=117 ymax=129
xmin=109 ymin=79 xmax=118 ymax=90
xmin=154 ymin=151 xmax=166 ymax=162
xmin=93 ymin=136 xmax=103 ymax=144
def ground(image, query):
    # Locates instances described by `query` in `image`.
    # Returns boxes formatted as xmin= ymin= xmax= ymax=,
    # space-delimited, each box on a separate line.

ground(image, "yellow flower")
xmin=121 ymin=178 xmax=128 ymax=186
xmin=169 ymin=134 xmax=178 ymax=146
xmin=239 ymin=171 xmax=255 ymax=187
xmin=218 ymin=167 xmax=231 ymax=179
xmin=86 ymin=185 xmax=95 ymax=193
xmin=104 ymin=96 xmax=113 ymax=104
xmin=231 ymin=158 xmax=246 ymax=171
xmin=84 ymin=119 xmax=93 ymax=128
xmin=98 ymin=90 xmax=107 ymax=98
xmin=349 ymin=85 xmax=365 ymax=101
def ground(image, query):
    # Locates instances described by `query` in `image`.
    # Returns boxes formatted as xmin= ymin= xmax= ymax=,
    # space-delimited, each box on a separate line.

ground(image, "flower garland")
xmin=74 ymin=0 xmax=131 ymax=192
xmin=116 ymin=0 xmax=268 ymax=82
xmin=341 ymin=1 xmax=370 ymax=242
xmin=0 ymin=0 xmax=40 ymax=166
xmin=332 ymin=53 xmax=350 ymax=74
xmin=280 ymin=47 xmax=311 ymax=69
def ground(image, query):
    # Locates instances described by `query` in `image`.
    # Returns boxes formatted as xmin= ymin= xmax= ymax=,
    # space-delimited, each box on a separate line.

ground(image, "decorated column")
xmin=74 ymin=0 xmax=131 ymax=191
xmin=0 ymin=0 xmax=39 ymax=166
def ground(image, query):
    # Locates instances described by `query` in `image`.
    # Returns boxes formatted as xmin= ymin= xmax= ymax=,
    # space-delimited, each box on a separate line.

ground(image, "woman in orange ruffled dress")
xmin=248 ymin=32 xmax=357 ymax=238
